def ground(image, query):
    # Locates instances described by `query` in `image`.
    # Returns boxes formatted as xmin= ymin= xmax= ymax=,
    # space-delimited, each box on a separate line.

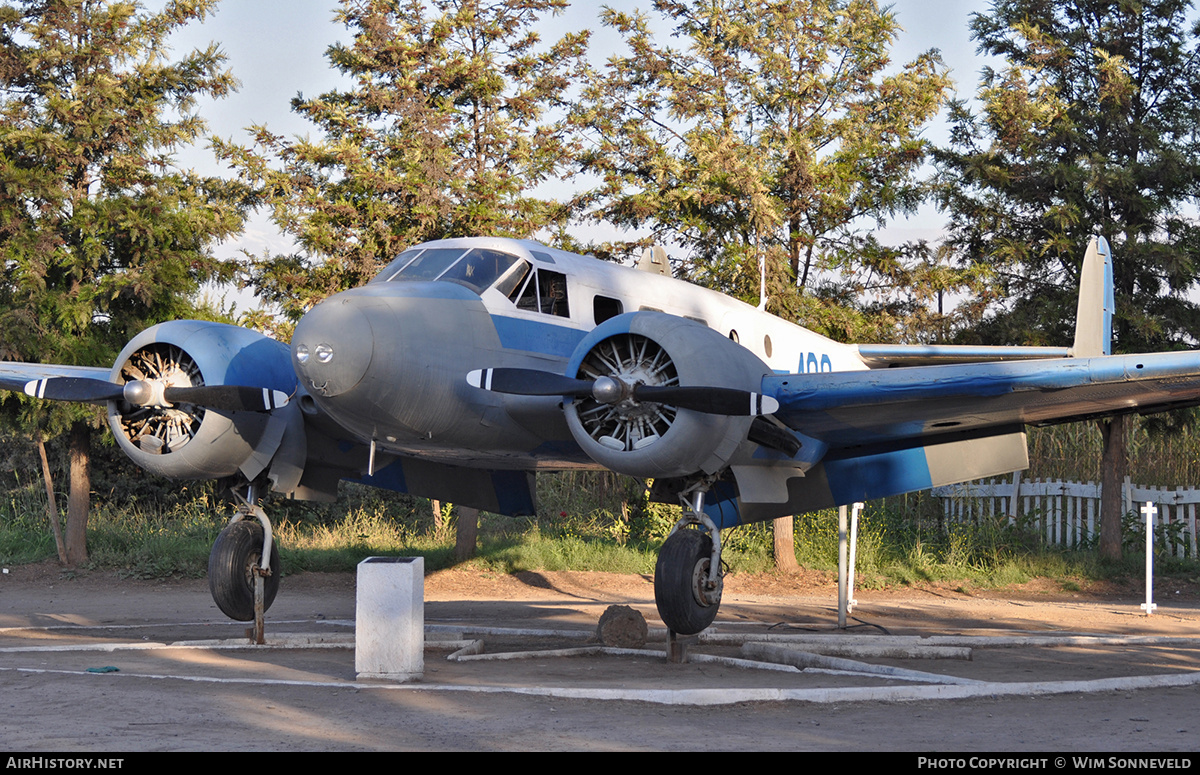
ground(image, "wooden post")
xmin=773 ymin=516 xmax=798 ymax=572
xmin=455 ymin=506 xmax=479 ymax=562
xmin=64 ymin=421 xmax=90 ymax=566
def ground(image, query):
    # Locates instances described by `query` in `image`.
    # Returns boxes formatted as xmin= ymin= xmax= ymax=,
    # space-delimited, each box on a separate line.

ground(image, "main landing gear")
xmin=208 ymin=488 xmax=278 ymax=642
xmin=654 ymin=484 xmax=724 ymax=637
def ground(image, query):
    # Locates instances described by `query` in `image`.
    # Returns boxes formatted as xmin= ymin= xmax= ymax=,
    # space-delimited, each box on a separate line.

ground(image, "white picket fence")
xmin=931 ymin=473 xmax=1200 ymax=557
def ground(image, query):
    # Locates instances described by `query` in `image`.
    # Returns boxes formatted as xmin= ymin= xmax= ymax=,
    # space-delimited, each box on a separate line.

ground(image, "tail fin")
xmin=1071 ymin=236 xmax=1114 ymax=357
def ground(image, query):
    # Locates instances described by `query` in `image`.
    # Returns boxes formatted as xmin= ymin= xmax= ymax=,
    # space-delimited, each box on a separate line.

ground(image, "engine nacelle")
xmin=106 ymin=321 xmax=299 ymax=482
xmin=563 ymin=312 xmax=769 ymax=479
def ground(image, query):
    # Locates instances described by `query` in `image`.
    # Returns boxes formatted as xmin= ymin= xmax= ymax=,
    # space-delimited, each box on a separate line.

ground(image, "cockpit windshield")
xmin=371 ymin=247 xmax=524 ymax=295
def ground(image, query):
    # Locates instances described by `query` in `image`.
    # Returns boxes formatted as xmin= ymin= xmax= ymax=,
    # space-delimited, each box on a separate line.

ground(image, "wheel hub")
xmin=691 ymin=556 xmax=721 ymax=607
xmin=243 ymin=551 xmax=262 ymax=587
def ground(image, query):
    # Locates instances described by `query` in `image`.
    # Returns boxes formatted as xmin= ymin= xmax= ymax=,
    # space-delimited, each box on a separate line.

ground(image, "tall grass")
xmin=3 ymin=421 xmax=1200 ymax=586
xmin=788 ymin=503 xmax=1106 ymax=589
xmin=1026 ymin=420 xmax=1200 ymax=485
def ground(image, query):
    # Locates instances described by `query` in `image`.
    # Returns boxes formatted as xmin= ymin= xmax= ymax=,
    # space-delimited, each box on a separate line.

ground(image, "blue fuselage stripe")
xmin=491 ymin=315 xmax=587 ymax=358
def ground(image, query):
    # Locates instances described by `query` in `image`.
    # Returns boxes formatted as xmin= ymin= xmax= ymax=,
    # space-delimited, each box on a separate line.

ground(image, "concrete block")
xmin=356 ymin=556 xmax=423 ymax=681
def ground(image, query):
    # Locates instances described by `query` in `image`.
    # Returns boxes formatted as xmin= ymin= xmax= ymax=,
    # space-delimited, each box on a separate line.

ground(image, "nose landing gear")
xmin=653 ymin=484 xmax=724 ymax=637
xmin=208 ymin=493 xmax=279 ymax=643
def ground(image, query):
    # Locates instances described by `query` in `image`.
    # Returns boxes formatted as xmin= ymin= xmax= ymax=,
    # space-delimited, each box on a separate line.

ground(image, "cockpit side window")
xmin=494 ymin=259 xmax=531 ymax=298
xmin=507 ymin=266 xmax=569 ymax=317
xmin=540 ymin=269 xmax=569 ymax=317
xmin=511 ymin=266 xmax=540 ymax=311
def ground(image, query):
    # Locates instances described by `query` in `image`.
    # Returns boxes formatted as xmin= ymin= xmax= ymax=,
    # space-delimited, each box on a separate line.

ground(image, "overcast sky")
xmin=167 ymin=0 xmax=993 ymax=264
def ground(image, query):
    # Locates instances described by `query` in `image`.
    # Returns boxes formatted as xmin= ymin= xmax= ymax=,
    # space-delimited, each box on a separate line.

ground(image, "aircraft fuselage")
xmin=289 ymin=237 xmax=866 ymax=470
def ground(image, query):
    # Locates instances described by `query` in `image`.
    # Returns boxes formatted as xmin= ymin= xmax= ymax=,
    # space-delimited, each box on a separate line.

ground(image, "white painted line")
xmin=0 ymin=618 xmax=348 ymax=634
xmin=3 ymin=665 xmax=1198 ymax=706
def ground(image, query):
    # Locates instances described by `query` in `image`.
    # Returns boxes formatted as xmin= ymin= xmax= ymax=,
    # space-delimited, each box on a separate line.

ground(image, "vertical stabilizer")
xmin=636 ymin=246 xmax=671 ymax=277
xmin=1071 ymin=236 xmax=1114 ymax=357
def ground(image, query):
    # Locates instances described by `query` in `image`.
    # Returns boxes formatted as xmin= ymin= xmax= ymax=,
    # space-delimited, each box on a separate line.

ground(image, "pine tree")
xmin=218 ymin=0 xmax=588 ymax=332
xmin=935 ymin=0 xmax=1200 ymax=558
xmin=573 ymin=0 xmax=952 ymax=342
xmin=0 ymin=0 xmax=247 ymax=564
xmin=573 ymin=0 xmax=949 ymax=566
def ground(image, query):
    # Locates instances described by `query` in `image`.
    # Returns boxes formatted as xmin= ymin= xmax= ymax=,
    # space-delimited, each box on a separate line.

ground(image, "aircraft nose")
xmin=291 ymin=295 xmax=374 ymax=397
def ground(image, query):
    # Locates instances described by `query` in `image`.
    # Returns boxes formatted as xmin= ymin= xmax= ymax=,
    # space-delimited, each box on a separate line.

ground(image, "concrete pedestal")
xmin=355 ymin=556 xmax=423 ymax=681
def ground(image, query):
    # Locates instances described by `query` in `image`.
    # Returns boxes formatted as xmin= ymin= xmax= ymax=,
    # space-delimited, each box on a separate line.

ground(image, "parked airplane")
xmin=2 ymin=235 xmax=1197 ymax=634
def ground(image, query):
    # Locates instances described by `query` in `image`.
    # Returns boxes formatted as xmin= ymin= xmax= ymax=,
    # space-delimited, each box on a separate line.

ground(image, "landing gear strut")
xmin=654 ymin=485 xmax=724 ymax=637
xmin=208 ymin=492 xmax=279 ymax=641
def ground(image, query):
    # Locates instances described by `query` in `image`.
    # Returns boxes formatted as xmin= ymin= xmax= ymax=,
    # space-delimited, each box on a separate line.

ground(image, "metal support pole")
xmin=848 ymin=502 xmax=862 ymax=614
xmin=838 ymin=504 xmax=848 ymax=628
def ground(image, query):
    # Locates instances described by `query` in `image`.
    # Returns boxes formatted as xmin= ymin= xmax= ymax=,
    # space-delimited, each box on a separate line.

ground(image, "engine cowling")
xmin=106 ymin=321 xmax=300 ymax=482
xmin=563 ymin=312 xmax=770 ymax=479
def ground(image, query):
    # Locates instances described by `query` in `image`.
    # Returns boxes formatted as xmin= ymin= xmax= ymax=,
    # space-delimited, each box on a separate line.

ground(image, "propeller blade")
xmin=467 ymin=367 xmax=778 ymax=416
xmin=162 ymin=385 xmax=290 ymax=412
xmin=24 ymin=377 xmax=124 ymax=403
xmin=633 ymin=385 xmax=779 ymax=416
xmin=467 ymin=368 xmax=594 ymax=397
xmin=23 ymin=377 xmax=288 ymax=412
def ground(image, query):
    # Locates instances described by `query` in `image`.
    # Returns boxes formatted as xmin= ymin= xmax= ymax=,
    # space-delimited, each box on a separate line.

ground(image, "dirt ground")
xmin=2 ymin=562 xmax=1200 ymax=752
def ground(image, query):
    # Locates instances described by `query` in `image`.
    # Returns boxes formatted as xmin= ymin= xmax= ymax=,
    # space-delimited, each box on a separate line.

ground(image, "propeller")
xmin=466 ymin=367 xmax=778 ymax=416
xmin=23 ymin=377 xmax=289 ymax=412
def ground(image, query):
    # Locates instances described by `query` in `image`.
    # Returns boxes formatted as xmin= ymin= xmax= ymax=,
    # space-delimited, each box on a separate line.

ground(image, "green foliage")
xmin=936 ymin=0 xmax=1200 ymax=562
xmin=936 ymin=0 xmax=1200 ymax=351
xmin=780 ymin=503 xmax=1110 ymax=589
xmin=1121 ymin=509 xmax=1193 ymax=560
xmin=0 ymin=0 xmax=246 ymax=372
xmin=574 ymin=0 xmax=953 ymax=340
xmin=216 ymin=0 xmax=589 ymax=335
xmin=0 ymin=0 xmax=249 ymax=563
xmin=2 ymin=464 xmax=1194 ymax=586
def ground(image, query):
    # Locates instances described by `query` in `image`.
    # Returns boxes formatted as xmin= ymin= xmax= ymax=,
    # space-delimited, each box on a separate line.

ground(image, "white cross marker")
xmin=1141 ymin=502 xmax=1157 ymax=615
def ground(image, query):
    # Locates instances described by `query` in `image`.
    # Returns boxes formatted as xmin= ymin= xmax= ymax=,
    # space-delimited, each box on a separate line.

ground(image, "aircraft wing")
xmin=765 ymin=351 xmax=1200 ymax=452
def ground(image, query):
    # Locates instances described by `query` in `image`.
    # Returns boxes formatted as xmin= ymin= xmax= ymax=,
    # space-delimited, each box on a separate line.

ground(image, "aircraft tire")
xmin=208 ymin=519 xmax=280 ymax=621
xmin=654 ymin=528 xmax=721 ymax=635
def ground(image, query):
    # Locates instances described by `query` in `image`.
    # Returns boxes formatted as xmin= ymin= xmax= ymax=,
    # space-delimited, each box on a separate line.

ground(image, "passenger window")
xmin=594 ymin=295 xmax=623 ymax=324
